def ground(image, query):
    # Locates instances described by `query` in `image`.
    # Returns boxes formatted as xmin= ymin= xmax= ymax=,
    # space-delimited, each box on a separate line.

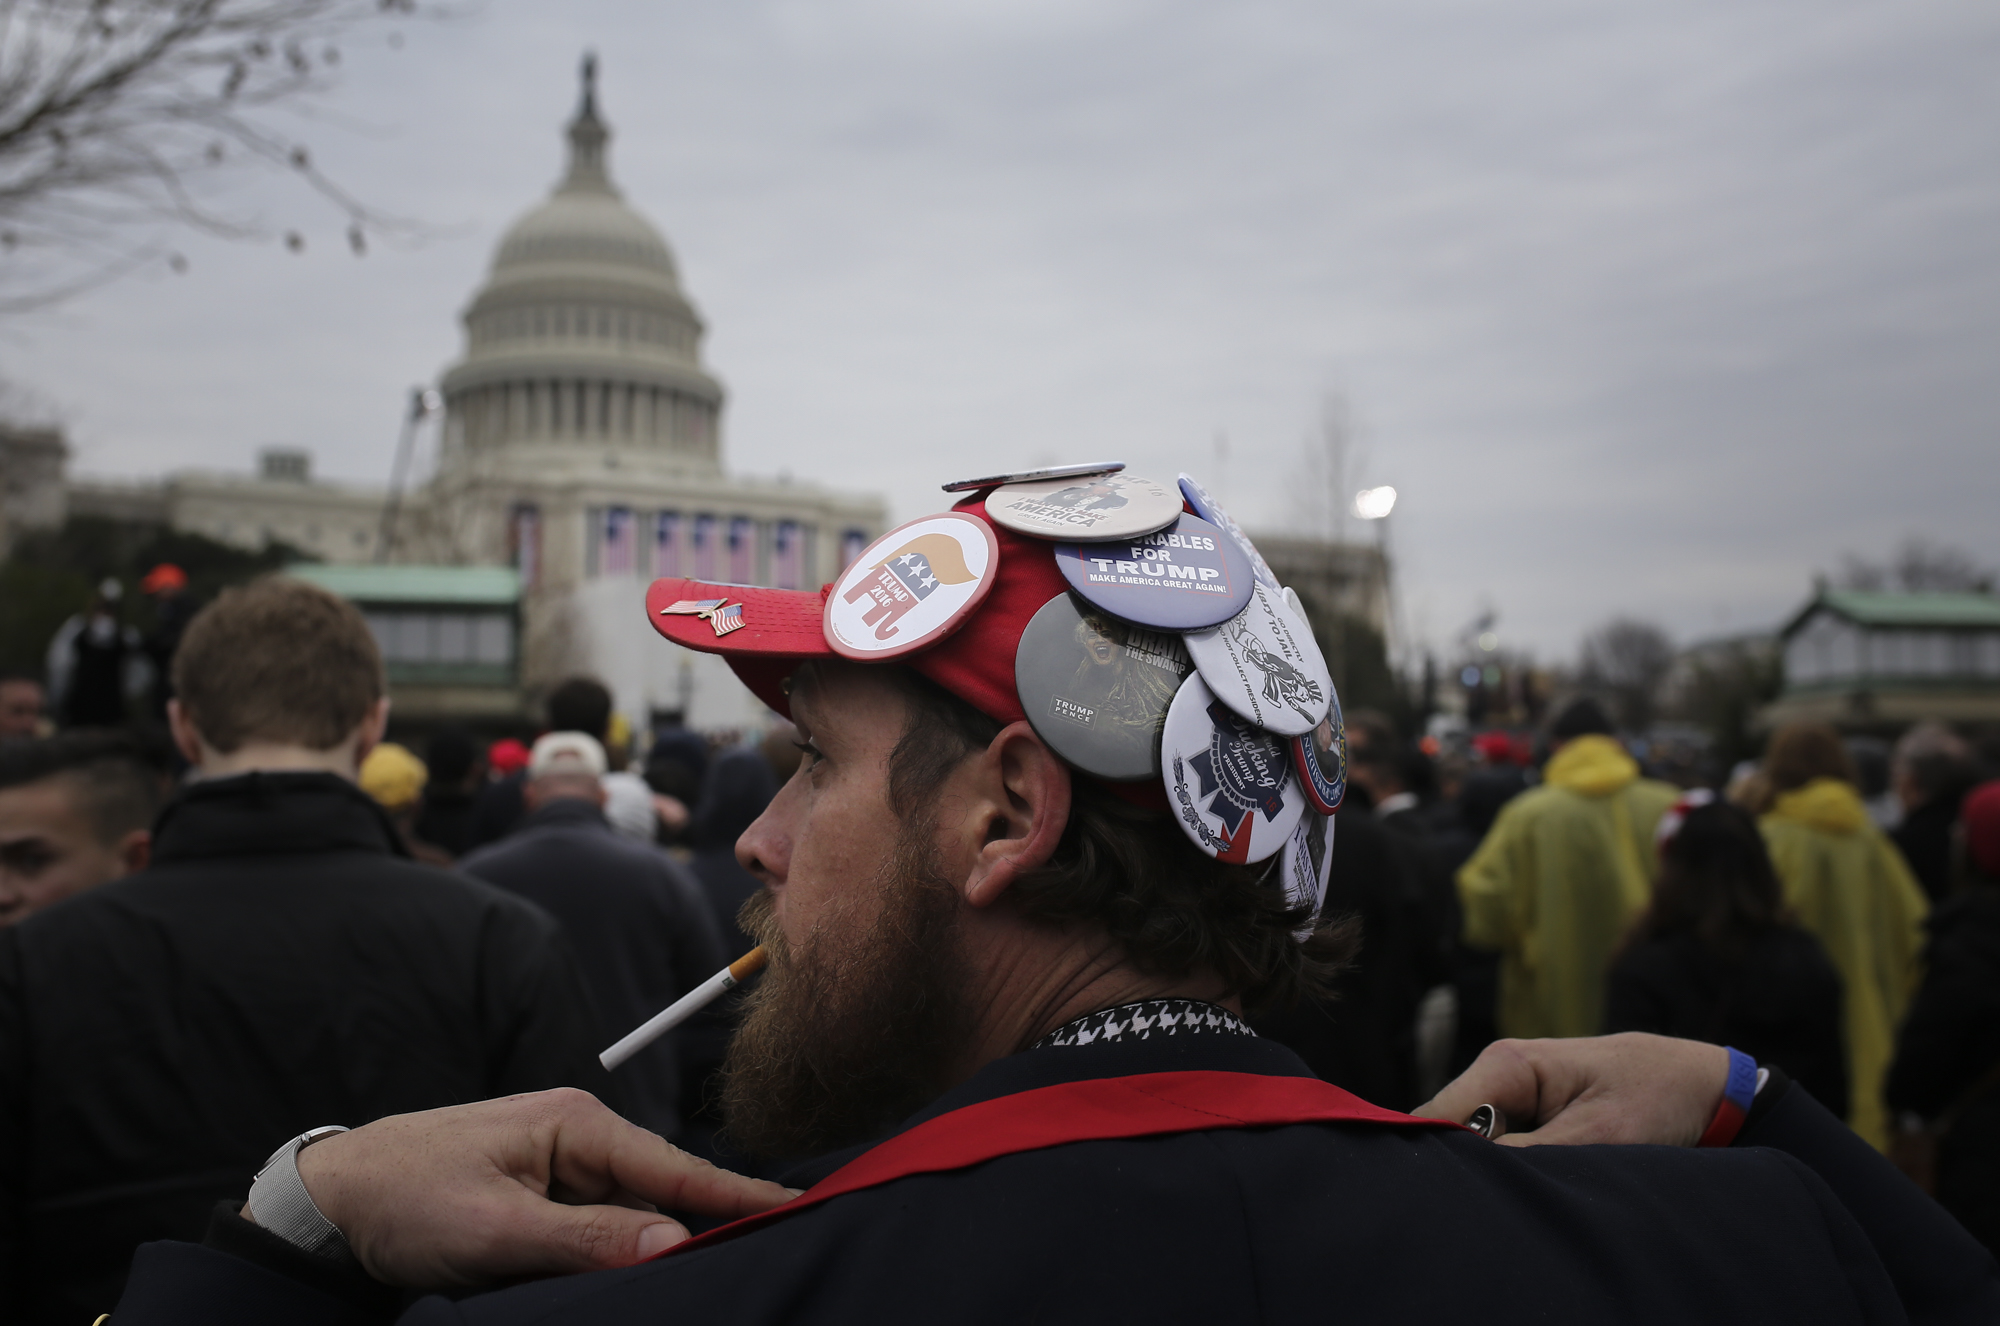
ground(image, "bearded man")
xmin=110 ymin=484 xmax=1995 ymax=1325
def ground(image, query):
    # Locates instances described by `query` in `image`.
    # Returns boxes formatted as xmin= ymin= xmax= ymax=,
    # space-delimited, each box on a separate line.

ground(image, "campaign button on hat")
xmin=985 ymin=472 xmax=1181 ymax=542
xmin=1291 ymin=708 xmax=1347 ymax=815
xmin=1177 ymin=473 xmax=1279 ymax=589
xmin=1277 ymin=808 xmax=1337 ymax=936
xmin=1015 ymin=592 xmax=1190 ymax=781
xmin=1052 ymin=513 xmax=1253 ymax=631
xmin=1184 ymin=583 xmax=1333 ymax=737
xmin=824 ymin=512 xmax=1000 ymax=660
xmin=1163 ymin=673 xmax=1307 ymax=864
xmin=942 ymin=461 xmax=1124 ymax=494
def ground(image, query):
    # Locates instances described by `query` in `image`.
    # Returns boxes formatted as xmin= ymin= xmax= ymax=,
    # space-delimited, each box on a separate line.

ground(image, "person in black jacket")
xmin=1605 ymin=793 xmax=1848 ymax=1118
xmin=0 ymin=576 xmax=610 ymax=1325
xmin=1253 ymin=803 xmax=1448 ymax=1111
xmin=1890 ymin=723 xmax=1979 ymax=905
xmin=459 ymin=732 xmax=726 ymax=1141
xmin=1886 ymin=778 xmax=2000 ymax=1255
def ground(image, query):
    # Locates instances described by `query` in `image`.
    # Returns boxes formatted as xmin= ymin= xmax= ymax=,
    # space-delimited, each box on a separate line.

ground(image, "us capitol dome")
xmin=411 ymin=57 xmax=884 ymax=724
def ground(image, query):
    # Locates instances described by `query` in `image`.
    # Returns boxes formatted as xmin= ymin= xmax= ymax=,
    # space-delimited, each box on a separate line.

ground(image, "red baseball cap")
xmin=140 ymin=563 xmax=188 ymax=594
xmin=646 ymin=494 xmax=1167 ymax=808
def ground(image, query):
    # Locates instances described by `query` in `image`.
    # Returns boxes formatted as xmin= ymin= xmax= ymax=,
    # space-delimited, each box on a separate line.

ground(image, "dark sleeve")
xmin=1885 ymin=918 xmax=2000 ymax=1119
xmin=110 ymin=1205 xmax=468 ymax=1325
xmin=0 ymin=931 xmax=24 ymax=1309
xmin=475 ymin=895 xmax=623 ymax=1108
xmin=1738 ymin=1076 xmax=2000 ymax=1325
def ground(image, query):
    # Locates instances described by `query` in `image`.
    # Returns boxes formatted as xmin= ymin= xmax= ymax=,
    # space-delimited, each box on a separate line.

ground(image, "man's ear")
xmin=166 ymin=699 xmax=205 ymax=767
xmin=349 ymin=697 xmax=392 ymax=769
xmin=117 ymin=829 xmax=151 ymax=876
xmin=963 ymin=722 xmax=1071 ymax=910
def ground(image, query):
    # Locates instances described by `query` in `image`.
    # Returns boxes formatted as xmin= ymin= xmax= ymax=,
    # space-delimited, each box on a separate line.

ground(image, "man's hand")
xmin=1414 ymin=1033 xmax=1730 ymax=1148
xmin=276 ymin=1088 xmax=794 ymax=1291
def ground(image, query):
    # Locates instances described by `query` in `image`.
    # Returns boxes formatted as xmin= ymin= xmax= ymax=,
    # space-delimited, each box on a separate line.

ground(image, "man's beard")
xmin=718 ymin=818 xmax=972 ymax=1160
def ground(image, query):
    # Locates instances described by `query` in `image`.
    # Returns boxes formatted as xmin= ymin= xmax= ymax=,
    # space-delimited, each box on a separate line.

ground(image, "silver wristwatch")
xmin=246 ymin=1125 xmax=355 ymax=1262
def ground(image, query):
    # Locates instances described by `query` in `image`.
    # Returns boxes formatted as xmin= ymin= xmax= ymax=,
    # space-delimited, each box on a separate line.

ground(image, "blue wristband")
xmin=1720 ymin=1047 xmax=1758 ymax=1114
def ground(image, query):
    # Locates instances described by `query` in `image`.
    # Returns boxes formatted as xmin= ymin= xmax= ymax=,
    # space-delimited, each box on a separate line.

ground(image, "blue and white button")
xmin=1053 ymin=514 xmax=1253 ymax=631
xmin=1162 ymin=673 xmax=1307 ymax=864
xmin=1178 ymin=473 xmax=1278 ymax=589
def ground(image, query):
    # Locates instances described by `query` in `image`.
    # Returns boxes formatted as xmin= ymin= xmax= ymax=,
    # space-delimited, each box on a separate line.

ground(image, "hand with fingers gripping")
xmin=260 ymin=1088 xmax=795 ymax=1292
xmin=1414 ymin=1033 xmax=1732 ymax=1148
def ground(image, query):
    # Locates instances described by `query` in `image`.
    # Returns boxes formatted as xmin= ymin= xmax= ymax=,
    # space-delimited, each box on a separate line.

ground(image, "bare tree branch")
xmin=0 ymin=0 xmax=433 ymax=310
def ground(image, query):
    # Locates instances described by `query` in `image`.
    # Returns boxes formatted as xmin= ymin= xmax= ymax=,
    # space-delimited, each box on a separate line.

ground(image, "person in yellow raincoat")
xmin=1754 ymin=721 xmax=1928 ymax=1152
xmin=1458 ymin=698 xmax=1680 ymax=1041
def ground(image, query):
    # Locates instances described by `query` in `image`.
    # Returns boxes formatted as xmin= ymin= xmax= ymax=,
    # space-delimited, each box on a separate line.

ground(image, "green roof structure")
xmin=284 ymin=564 xmax=520 ymax=606
xmin=1782 ymin=590 xmax=2000 ymax=636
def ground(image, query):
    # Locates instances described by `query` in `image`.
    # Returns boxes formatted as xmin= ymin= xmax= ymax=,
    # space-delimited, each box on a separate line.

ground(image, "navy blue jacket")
xmin=109 ymin=1031 xmax=1998 ymax=1324
xmin=0 ymin=773 xmax=612 ymax=1326
xmin=459 ymin=798 xmax=726 ymax=1139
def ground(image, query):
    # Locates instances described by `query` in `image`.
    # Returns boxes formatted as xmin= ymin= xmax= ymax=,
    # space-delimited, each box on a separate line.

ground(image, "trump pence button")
xmin=1014 ymin=592 xmax=1191 ymax=781
xmin=824 ymin=512 xmax=1000 ymax=660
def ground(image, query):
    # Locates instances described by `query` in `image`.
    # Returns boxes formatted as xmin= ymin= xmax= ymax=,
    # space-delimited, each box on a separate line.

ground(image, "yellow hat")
xmin=360 ymin=742 xmax=428 ymax=811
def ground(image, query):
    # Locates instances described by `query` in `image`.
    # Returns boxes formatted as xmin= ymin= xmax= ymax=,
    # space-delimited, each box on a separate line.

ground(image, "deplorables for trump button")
xmin=1177 ymin=473 xmax=1279 ymax=589
xmin=1014 ymin=592 xmax=1191 ymax=781
xmin=824 ymin=512 xmax=1000 ymax=660
xmin=1053 ymin=514 xmax=1253 ymax=631
xmin=984 ymin=472 xmax=1182 ymax=543
xmin=1291 ymin=710 xmax=1348 ymax=816
xmin=1277 ymin=808 xmax=1336 ymax=934
xmin=1184 ymin=583 xmax=1333 ymax=737
xmin=1163 ymin=673 xmax=1307 ymax=864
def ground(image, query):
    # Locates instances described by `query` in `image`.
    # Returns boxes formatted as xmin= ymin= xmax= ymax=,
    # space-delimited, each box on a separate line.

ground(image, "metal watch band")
xmin=246 ymin=1125 xmax=355 ymax=1262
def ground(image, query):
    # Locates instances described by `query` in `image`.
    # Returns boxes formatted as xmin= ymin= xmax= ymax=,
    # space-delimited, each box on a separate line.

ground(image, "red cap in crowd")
xmin=1963 ymin=780 xmax=2000 ymax=881
xmin=140 ymin=563 xmax=188 ymax=594
xmin=487 ymin=738 xmax=532 ymax=778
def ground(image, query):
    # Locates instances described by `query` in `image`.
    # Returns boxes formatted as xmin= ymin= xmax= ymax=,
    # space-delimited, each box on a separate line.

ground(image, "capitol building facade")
xmin=50 ymin=62 xmax=885 ymax=731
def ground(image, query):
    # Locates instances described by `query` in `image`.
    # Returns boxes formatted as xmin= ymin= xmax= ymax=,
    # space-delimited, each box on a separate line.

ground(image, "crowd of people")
xmin=1314 ymin=694 xmax=2000 ymax=1256
xmin=0 ymin=564 xmax=1994 ymax=1322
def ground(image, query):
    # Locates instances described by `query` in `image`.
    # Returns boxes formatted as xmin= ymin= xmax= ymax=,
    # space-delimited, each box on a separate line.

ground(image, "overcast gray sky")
xmin=8 ymin=0 xmax=1997 ymax=661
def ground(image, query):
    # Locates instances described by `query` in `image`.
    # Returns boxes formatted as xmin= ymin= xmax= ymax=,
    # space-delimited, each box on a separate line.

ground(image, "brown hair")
xmin=875 ymin=666 xmax=1357 ymax=1016
xmin=1627 ymin=801 xmax=1788 ymax=960
xmin=1762 ymin=721 xmax=1856 ymax=803
xmin=172 ymin=577 xmax=384 ymax=753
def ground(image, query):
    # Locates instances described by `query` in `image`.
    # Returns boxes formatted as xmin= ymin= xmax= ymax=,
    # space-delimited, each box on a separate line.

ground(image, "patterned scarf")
xmin=1033 ymin=998 xmax=1254 ymax=1050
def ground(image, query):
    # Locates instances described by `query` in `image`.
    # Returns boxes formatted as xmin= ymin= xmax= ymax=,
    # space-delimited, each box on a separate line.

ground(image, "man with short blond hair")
xmin=0 ymin=576 xmax=610 ymax=1325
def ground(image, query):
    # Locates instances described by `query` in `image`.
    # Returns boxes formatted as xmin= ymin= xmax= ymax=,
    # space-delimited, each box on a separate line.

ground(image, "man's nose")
xmin=735 ymin=782 xmax=795 ymax=885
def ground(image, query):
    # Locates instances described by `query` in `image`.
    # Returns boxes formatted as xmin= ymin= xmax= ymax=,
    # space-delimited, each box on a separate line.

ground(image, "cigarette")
xmin=600 ymin=947 xmax=767 ymax=1071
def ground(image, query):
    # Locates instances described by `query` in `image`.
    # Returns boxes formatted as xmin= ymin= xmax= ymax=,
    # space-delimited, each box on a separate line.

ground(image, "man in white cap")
xmin=458 ymin=733 xmax=726 ymax=1143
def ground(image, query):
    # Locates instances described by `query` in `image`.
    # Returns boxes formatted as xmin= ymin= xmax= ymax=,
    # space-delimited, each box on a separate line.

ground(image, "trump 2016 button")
xmin=984 ymin=472 xmax=1182 ymax=542
xmin=824 ymin=513 xmax=1000 ymax=660
xmin=1053 ymin=514 xmax=1253 ymax=631
xmin=1184 ymin=583 xmax=1333 ymax=737
xmin=1014 ymin=592 xmax=1191 ymax=781
xmin=1162 ymin=673 xmax=1307 ymax=864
